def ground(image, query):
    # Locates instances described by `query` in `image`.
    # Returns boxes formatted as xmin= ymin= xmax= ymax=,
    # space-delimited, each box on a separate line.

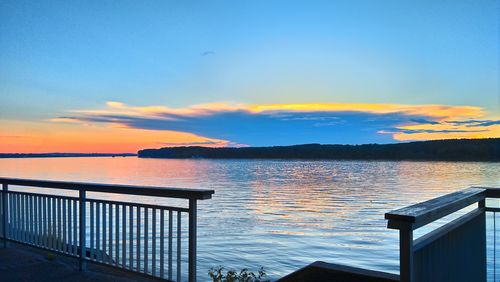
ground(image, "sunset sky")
xmin=1 ymin=1 xmax=499 ymax=153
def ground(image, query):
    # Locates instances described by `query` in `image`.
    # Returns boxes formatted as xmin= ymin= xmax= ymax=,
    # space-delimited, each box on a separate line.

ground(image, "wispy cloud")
xmin=200 ymin=51 xmax=215 ymax=56
xmin=51 ymin=101 xmax=499 ymax=146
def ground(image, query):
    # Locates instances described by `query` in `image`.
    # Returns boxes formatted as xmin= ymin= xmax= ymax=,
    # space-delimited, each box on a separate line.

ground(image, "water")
xmin=0 ymin=157 xmax=499 ymax=280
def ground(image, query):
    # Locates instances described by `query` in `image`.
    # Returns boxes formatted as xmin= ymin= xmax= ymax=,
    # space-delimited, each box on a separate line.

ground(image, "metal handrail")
xmin=0 ymin=177 xmax=214 ymax=200
xmin=0 ymin=178 xmax=214 ymax=282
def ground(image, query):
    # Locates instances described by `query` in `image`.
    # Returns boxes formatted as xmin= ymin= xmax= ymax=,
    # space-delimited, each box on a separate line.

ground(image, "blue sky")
xmin=0 ymin=1 xmax=499 ymax=152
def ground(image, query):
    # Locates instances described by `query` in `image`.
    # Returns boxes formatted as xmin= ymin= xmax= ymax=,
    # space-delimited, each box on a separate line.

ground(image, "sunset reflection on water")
xmin=0 ymin=157 xmax=498 ymax=279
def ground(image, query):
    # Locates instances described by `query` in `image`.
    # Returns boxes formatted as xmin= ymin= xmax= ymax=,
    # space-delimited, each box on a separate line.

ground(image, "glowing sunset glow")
xmin=0 ymin=1 xmax=498 ymax=153
xmin=1 ymin=120 xmax=229 ymax=153
xmin=2 ymin=101 xmax=495 ymax=153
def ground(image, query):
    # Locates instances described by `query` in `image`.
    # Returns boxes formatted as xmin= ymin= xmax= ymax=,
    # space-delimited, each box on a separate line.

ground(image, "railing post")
xmin=188 ymin=199 xmax=197 ymax=282
xmin=399 ymin=223 xmax=414 ymax=282
xmin=2 ymin=183 xmax=8 ymax=248
xmin=79 ymin=189 xmax=87 ymax=271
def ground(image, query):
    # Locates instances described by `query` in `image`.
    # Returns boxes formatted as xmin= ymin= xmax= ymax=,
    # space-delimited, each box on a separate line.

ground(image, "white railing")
xmin=0 ymin=178 xmax=214 ymax=282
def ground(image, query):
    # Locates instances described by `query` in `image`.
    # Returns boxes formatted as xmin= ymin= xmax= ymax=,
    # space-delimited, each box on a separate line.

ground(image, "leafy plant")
xmin=208 ymin=266 xmax=270 ymax=282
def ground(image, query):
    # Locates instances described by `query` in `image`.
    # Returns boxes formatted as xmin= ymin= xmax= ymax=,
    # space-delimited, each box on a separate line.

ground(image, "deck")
xmin=0 ymin=242 xmax=160 ymax=282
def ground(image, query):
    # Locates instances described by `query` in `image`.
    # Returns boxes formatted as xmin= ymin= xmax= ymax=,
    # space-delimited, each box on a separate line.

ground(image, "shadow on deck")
xmin=0 ymin=243 xmax=160 ymax=282
xmin=278 ymin=261 xmax=399 ymax=282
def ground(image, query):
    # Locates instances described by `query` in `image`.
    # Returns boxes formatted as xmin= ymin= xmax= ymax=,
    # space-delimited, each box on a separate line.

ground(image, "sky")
xmin=1 ymin=0 xmax=499 ymax=153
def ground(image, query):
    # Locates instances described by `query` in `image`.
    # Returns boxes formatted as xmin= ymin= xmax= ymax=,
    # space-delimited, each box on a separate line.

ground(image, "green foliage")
xmin=208 ymin=266 xmax=270 ymax=282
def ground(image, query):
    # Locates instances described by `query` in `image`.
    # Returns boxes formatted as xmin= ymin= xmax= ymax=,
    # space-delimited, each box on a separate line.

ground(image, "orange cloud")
xmin=0 ymin=120 xmax=229 ymax=153
xmin=3 ymin=101 xmax=498 ymax=153
xmin=67 ymin=101 xmax=484 ymax=121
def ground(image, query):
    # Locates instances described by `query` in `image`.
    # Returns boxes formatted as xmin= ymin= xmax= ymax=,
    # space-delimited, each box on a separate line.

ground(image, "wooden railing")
xmin=386 ymin=187 xmax=499 ymax=282
xmin=0 ymin=177 xmax=214 ymax=282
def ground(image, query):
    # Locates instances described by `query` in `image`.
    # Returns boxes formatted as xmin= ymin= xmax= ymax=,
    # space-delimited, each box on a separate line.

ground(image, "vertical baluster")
xmin=32 ymin=195 xmax=35 ymax=245
xmin=28 ymin=194 xmax=32 ymax=244
xmin=32 ymin=195 xmax=36 ymax=245
xmin=122 ymin=204 xmax=126 ymax=268
xmin=21 ymin=194 xmax=25 ymax=242
xmin=160 ymin=209 xmax=165 ymax=279
xmin=18 ymin=193 xmax=21 ymax=242
xmin=90 ymin=201 xmax=94 ymax=260
xmin=168 ymin=210 xmax=173 ymax=281
xmin=152 ymin=208 xmax=157 ymax=277
xmin=25 ymin=194 xmax=29 ymax=244
xmin=8 ymin=193 xmax=12 ymax=241
xmin=68 ymin=199 xmax=72 ymax=254
xmin=188 ymin=199 xmax=197 ymax=282
xmin=22 ymin=194 xmax=25 ymax=243
xmin=145 ymin=207 xmax=149 ymax=274
xmin=23 ymin=194 xmax=26 ymax=243
xmin=17 ymin=194 xmax=21 ymax=241
xmin=47 ymin=196 xmax=51 ymax=248
xmin=27 ymin=194 xmax=31 ymax=244
xmin=31 ymin=195 xmax=35 ymax=246
xmin=66 ymin=199 xmax=69 ymax=253
xmin=42 ymin=196 xmax=49 ymax=248
xmin=13 ymin=193 xmax=16 ymax=241
xmin=19 ymin=194 xmax=23 ymax=242
xmin=29 ymin=194 xmax=32 ymax=244
xmin=129 ymin=205 xmax=133 ymax=269
xmin=16 ymin=193 xmax=20 ymax=241
xmin=38 ymin=196 xmax=42 ymax=246
xmin=10 ymin=194 xmax=14 ymax=241
xmin=62 ymin=198 xmax=67 ymax=252
xmin=25 ymin=194 xmax=28 ymax=244
xmin=33 ymin=195 xmax=38 ymax=246
xmin=96 ymin=202 xmax=101 ymax=262
xmin=136 ymin=206 xmax=141 ymax=272
xmin=73 ymin=199 xmax=77 ymax=256
xmin=177 ymin=212 xmax=181 ymax=282
xmin=109 ymin=203 xmax=113 ymax=264
xmin=6 ymin=193 xmax=10 ymax=240
xmin=12 ymin=193 xmax=16 ymax=241
xmin=52 ymin=198 xmax=56 ymax=250
xmin=31 ymin=195 xmax=35 ymax=245
xmin=115 ymin=204 xmax=119 ymax=267
xmin=7 ymin=193 xmax=12 ymax=241
xmin=8 ymin=193 xmax=12 ymax=240
xmin=103 ymin=202 xmax=107 ymax=263
xmin=27 ymin=194 xmax=31 ymax=243
xmin=47 ymin=196 xmax=52 ymax=248
xmin=58 ymin=198 xmax=62 ymax=251
xmin=78 ymin=190 xmax=87 ymax=271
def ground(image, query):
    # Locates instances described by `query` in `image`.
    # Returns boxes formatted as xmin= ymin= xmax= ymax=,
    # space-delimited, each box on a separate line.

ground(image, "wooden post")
xmin=79 ymin=189 xmax=87 ymax=271
xmin=188 ymin=199 xmax=197 ymax=282
xmin=399 ymin=224 xmax=413 ymax=282
xmin=2 ymin=184 xmax=8 ymax=248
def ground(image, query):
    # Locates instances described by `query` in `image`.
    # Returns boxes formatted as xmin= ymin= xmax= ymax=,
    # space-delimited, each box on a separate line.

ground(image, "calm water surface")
xmin=0 ymin=157 xmax=498 ymax=280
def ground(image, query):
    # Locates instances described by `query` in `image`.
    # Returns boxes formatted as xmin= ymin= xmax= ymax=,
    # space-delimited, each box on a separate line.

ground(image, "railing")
xmin=0 ymin=177 xmax=214 ymax=282
xmin=385 ymin=187 xmax=499 ymax=282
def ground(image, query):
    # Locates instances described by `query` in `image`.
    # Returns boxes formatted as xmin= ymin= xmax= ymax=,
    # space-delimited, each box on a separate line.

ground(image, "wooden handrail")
xmin=385 ymin=187 xmax=486 ymax=230
xmin=385 ymin=186 xmax=499 ymax=282
xmin=0 ymin=177 xmax=214 ymax=200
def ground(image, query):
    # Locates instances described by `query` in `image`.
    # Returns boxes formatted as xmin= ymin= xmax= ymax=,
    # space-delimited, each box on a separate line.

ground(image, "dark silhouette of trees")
xmin=138 ymin=138 xmax=500 ymax=162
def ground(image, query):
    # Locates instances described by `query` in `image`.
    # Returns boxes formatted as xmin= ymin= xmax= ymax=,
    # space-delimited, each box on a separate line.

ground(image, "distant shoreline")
xmin=0 ymin=153 xmax=137 ymax=159
xmin=138 ymin=138 xmax=500 ymax=162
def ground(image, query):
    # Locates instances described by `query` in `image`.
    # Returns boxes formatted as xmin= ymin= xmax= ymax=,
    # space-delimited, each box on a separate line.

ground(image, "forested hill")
xmin=138 ymin=138 xmax=500 ymax=161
